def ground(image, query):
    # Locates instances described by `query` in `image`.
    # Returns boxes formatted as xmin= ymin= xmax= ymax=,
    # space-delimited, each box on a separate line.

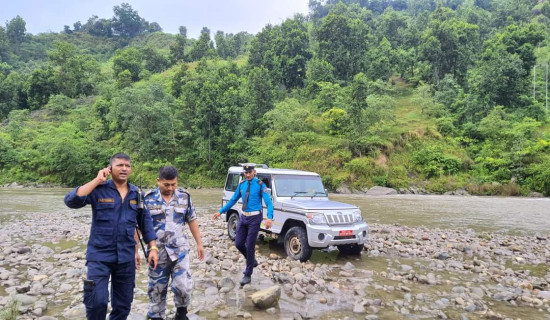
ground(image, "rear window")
xmin=224 ymin=173 xmax=240 ymax=191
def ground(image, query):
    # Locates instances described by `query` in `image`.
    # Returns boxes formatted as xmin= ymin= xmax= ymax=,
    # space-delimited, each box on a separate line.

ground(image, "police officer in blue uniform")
xmin=213 ymin=164 xmax=273 ymax=285
xmin=64 ymin=153 xmax=159 ymax=320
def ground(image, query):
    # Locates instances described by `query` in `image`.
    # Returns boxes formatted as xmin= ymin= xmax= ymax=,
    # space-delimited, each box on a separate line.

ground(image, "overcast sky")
xmin=1 ymin=0 xmax=311 ymax=38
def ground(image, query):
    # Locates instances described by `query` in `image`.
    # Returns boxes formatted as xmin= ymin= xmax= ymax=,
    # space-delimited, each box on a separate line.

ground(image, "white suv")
xmin=220 ymin=165 xmax=369 ymax=261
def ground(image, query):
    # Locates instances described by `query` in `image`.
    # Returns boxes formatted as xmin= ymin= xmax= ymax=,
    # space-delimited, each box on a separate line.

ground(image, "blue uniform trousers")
xmin=84 ymin=261 xmax=135 ymax=320
xmin=234 ymin=214 xmax=262 ymax=276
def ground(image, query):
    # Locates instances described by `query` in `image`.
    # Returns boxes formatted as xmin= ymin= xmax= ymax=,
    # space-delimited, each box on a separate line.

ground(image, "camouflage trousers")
xmin=147 ymin=248 xmax=193 ymax=319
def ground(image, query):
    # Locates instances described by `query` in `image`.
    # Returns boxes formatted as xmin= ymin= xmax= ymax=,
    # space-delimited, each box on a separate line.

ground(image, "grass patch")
xmin=0 ymin=299 xmax=19 ymax=320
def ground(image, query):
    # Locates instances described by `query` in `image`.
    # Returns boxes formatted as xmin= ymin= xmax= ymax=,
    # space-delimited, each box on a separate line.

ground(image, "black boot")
xmin=175 ymin=307 xmax=189 ymax=320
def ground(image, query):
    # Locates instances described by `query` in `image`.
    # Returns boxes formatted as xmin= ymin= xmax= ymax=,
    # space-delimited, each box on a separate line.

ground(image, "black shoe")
xmin=174 ymin=307 xmax=188 ymax=320
xmin=147 ymin=317 xmax=163 ymax=320
xmin=240 ymin=275 xmax=251 ymax=286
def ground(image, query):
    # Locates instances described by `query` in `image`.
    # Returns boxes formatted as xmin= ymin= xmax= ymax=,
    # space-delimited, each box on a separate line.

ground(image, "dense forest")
xmin=0 ymin=0 xmax=549 ymax=195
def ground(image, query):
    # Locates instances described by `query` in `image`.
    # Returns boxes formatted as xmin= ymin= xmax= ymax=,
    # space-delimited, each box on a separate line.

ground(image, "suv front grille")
xmin=325 ymin=212 xmax=354 ymax=225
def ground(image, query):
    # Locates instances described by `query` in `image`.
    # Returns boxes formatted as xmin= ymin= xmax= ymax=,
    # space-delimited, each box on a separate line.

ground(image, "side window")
xmin=256 ymin=174 xmax=271 ymax=188
xmin=224 ymin=173 xmax=240 ymax=191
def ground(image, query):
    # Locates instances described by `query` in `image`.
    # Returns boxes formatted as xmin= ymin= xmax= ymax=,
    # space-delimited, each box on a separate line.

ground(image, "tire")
xmin=284 ymin=226 xmax=312 ymax=262
xmin=337 ymin=243 xmax=364 ymax=255
xmin=227 ymin=213 xmax=238 ymax=241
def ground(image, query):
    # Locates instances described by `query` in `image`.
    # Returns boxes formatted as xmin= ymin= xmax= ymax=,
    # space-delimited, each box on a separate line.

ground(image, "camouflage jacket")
xmin=144 ymin=187 xmax=196 ymax=261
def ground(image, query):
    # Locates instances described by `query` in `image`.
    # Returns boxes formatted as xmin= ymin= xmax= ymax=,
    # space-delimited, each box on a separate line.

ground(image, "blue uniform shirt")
xmin=219 ymin=177 xmax=274 ymax=219
xmin=64 ymin=180 xmax=157 ymax=263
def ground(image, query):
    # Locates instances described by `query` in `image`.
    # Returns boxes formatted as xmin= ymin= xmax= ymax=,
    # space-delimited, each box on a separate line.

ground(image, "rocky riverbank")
xmin=0 ymin=205 xmax=549 ymax=319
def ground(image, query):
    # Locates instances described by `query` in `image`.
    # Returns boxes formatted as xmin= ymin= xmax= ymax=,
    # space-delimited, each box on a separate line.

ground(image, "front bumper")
xmin=306 ymin=222 xmax=369 ymax=248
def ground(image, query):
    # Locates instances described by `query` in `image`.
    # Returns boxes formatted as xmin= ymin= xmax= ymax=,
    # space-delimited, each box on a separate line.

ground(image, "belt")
xmin=242 ymin=211 xmax=261 ymax=216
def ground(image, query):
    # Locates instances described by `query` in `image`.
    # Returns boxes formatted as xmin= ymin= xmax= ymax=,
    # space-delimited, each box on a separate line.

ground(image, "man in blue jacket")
xmin=64 ymin=153 xmax=158 ymax=320
xmin=213 ymin=164 xmax=273 ymax=285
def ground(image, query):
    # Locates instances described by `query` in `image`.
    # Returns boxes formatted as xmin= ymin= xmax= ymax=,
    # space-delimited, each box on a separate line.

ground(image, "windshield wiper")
xmin=311 ymin=191 xmax=327 ymax=198
xmin=291 ymin=191 xmax=308 ymax=199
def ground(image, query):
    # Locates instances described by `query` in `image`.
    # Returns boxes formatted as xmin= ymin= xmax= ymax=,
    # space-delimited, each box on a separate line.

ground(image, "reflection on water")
xmin=331 ymin=193 xmax=550 ymax=235
xmin=1 ymin=188 xmax=548 ymax=235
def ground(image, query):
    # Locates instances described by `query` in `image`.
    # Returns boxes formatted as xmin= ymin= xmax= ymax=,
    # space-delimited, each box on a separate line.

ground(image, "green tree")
xmin=142 ymin=46 xmax=169 ymax=73
xmin=27 ymin=67 xmax=58 ymax=110
xmin=188 ymin=27 xmax=216 ymax=61
xmin=111 ymin=3 xmax=145 ymax=37
xmin=315 ymin=4 xmax=371 ymax=80
xmin=83 ymin=15 xmax=113 ymax=37
xmin=48 ymin=41 xmax=101 ymax=97
xmin=170 ymin=34 xmax=187 ymax=64
xmin=322 ymin=108 xmax=348 ymax=136
xmin=113 ymin=47 xmax=143 ymax=83
xmin=243 ymin=66 xmax=274 ymax=136
xmin=420 ymin=5 xmax=479 ymax=85
xmin=0 ymin=71 xmax=28 ymax=119
xmin=6 ymin=15 xmax=26 ymax=45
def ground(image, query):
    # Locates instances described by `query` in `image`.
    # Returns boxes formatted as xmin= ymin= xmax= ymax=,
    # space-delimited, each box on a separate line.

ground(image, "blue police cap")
xmin=243 ymin=164 xmax=255 ymax=172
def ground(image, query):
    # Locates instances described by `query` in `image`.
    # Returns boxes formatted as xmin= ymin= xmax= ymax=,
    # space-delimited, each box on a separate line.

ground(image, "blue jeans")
xmin=84 ymin=260 xmax=135 ymax=320
xmin=234 ymin=213 xmax=262 ymax=276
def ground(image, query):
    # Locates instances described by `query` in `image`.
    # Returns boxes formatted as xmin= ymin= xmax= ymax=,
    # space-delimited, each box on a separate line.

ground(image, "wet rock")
xmin=537 ymin=291 xmax=550 ymax=299
xmin=342 ymin=262 xmax=356 ymax=271
xmin=16 ymin=285 xmax=30 ymax=293
xmin=250 ymin=285 xmax=281 ymax=309
xmin=16 ymin=294 xmax=38 ymax=306
xmin=218 ymin=277 xmax=235 ymax=293
xmin=62 ymin=305 xmax=86 ymax=319
xmin=18 ymin=246 xmax=31 ymax=254
xmin=492 ymin=291 xmax=515 ymax=301
xmin=217 ymin=310 xmax=229 ymax=318
xmin=266 ymin=307 xmax=277 ymax=314
xmin=436 ymin=252 xmax=450 ymax=260
xmin=366 ymin=186 xmax=397 ymax=196
xmin=204 ymin=286 xmax=218 ymax=296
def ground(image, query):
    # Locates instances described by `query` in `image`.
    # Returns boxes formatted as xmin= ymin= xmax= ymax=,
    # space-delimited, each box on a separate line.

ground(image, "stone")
xmin=250 ymin=285 xmax=281 ymax=309
xmin=205 ymin=286 xmax=218 ymax=296
xmin=218 ymin=310 xmax=229 ymax=318
xmin=15 ymin=294 xmax=38 ymax=306
xmin=366 ymin=186 xmax=397 ymax=195
xmin=218 ymin=277 xmax=235 ymax=293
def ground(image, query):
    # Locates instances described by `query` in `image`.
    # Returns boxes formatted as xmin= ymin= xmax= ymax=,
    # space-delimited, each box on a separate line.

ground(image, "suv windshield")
xmin=274 ymin=175 xmax=326 ymax=197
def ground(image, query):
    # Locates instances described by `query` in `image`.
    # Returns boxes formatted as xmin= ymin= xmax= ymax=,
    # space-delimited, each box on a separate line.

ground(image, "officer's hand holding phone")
xmin=96 ymin=166 xmax=111 ymax=183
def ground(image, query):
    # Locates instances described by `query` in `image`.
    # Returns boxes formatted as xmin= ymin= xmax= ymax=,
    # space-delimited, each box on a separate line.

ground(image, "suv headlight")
xmin=352 ymin=210 xmax=363 ymax=222
xmin=306 ymin=212 xmax=327 ymax=225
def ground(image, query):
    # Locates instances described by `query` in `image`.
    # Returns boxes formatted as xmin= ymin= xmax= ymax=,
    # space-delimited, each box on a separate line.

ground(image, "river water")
xmin=1 ymin=188 xmax=548 ymax=234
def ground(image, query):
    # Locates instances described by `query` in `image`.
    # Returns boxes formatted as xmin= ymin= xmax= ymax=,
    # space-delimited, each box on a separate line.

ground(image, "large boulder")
xmin=250 ymin=285 xmax=281 ymax=309
xmin=366 ymin=186 xmax=397 ymax=196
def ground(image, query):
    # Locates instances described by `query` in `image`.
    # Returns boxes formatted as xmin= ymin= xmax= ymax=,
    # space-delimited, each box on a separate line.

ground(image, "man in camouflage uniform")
xmin=144 ymin=166 xmax=204 ymax=320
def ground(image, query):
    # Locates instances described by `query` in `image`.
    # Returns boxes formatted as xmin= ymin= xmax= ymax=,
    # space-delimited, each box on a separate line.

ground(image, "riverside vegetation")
xmin=1 ymin=0 xmax=550 ymax=196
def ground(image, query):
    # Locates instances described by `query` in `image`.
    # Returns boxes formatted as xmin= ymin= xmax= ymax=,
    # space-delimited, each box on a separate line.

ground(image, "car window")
xmin=256 ymin=174 xmax=271 ymax=188
xmin=224 ymin=173 xmax=240 ymax=191
xmin=274 ymin=175 xmax=325 ymax=197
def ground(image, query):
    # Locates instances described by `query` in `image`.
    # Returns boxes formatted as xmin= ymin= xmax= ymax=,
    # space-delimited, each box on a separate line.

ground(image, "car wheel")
xmin=337 ymin=243 xmax=364 ymax=255
xmin=227 ymin=213 xmax=238 ymax=241
xmin=284 ymin=226 xmax=312 ymax=262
